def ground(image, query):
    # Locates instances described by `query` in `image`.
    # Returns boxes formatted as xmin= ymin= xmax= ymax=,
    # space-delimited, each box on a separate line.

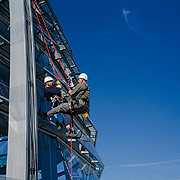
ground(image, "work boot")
xmin=65 ymin=129 xmax=72 ymax=137
xmin=55 ymin=121 xmax=63 ymax=131
xmin=66 ymin=129 xmax=81 ymax=138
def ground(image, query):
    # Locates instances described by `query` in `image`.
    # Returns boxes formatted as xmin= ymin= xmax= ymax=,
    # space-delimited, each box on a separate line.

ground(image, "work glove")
xmin=67 ymin=76 xmax=74 ymax=88
xmin=63 ymin=93 xmax=69 ymax=97
xmin=70 ymin=81 xmax=75 ymax=88
xmin=56 ymin=80 xmax=61 ymax=88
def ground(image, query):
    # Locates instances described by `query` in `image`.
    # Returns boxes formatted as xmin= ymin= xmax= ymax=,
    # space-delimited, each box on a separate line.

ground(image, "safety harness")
xmin=50 ymin=95 xmax=63 ymax=108
xmin=69 ymin=83 xmax=90 ymax=118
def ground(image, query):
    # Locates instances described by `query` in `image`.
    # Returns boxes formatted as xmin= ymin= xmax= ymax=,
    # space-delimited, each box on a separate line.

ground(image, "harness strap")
xmin=79 ymin=99 xmax=88 ymax=104
xmin=69 ymin=101 xmax=74 ymax=114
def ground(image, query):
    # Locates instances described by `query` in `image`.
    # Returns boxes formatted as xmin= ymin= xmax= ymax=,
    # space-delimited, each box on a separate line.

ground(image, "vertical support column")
xmin=26 ymin=0 xmax=38 ymax=179
xmin=6 ymin=0 xmax=37 ymax=179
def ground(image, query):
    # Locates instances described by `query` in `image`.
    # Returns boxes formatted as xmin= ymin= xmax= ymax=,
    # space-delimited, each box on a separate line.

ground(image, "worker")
xmin=42 ymin=73 xmax=90 ymax=137
xmin=44 ymin=76 xmax=62 ymax=107
xmin=42 ymin=76 xmax=71 ymax=131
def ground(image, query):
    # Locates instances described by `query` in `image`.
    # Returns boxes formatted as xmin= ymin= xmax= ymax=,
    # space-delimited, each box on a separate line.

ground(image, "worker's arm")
xmin=56 ymin=80 xmax=61 ymax=88
xmin=44 ymin=87 xmax=61 ymax=96
xmin=69 ymin=83 xmax=82 ymax=96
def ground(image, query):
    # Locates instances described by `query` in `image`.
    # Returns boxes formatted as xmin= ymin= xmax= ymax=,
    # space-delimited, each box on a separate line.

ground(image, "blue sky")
xmin=50 ymin=0 xmax=180 ymax=179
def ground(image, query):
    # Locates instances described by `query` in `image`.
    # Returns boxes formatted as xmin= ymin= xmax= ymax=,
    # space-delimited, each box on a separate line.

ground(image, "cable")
xmin=32 ymin=0 xmax=69 ymax=88
xmin=32 ymin=1 xmax=58 ymax=79
xmin=32 ymin=2 xmax=74 ymax=178
xmin=71 ymin=115 xmax=73 ymax=180
xmin=1 ymin=80 xmax=8 ymax=93
xmin=0 ymin=87 xmax=4 ymax=96
xmin=34 ymin=0 xmax=68 ymax=80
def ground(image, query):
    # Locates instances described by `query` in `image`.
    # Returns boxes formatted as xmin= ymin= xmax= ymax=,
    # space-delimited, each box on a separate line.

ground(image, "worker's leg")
xmin=47 ymin=102 xmax=70 ymax=116
xmin=63 ymin=114 xmax=71 ymax=126
xmin=63 ymin=114 xmax=72 ymax=133
xmin=55 ymin=121 xmax=63 ymax=130
xmin=72 ymin=101 xmax=89 ymax=115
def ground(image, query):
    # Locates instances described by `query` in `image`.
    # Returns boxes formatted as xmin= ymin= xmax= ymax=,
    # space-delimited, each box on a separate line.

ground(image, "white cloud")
xmin=106 ymin=158 xmax=180 ymax=169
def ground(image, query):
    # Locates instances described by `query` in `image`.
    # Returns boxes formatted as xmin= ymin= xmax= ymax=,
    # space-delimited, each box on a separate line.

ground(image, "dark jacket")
xmin=44 ymin=87 xmax=61 ymax=102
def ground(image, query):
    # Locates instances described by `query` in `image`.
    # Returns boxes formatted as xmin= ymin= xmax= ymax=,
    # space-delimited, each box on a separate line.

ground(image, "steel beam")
xmin=6 ymin=0 xmax=37 ymax=179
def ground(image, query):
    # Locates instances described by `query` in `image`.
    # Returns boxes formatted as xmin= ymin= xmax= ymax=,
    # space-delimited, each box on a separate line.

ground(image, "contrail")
xmin=122 ymin=8 xmax=160 ymax=47
xmin=106 ymin=159 xmax=180 ymax=169
xmin=122 ymin=8 xmax=131 ymax=24
xmin=122 ymin=8 xmax=143 ymax=34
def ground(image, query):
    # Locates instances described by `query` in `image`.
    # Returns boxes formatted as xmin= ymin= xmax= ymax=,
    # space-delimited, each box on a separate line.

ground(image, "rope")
xmin=32 ymin=0 xmax=58 ymax=80
xmin=34 ymin=0 xmax=68 ymax=80
xmin=32 ymin=0 xmax=70 ymax=88
xmin=69 ymin=95 xmax=73 ymax=179
xmin=71 ymin=115 xmax=73 ymax=180
xmin=32 ymin=1 xmax=74 ymax=178
xmin=1 ymin=80 xmax=8 ymax=93
xmin=0 ymin=87 xmax=4 ymax=96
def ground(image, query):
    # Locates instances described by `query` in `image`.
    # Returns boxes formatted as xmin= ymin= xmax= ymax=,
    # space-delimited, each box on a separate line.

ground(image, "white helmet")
xmin=44 ymin=76 xmax=53 ymax=83
xmin=78 ymin=73 xmax=88 ymax=81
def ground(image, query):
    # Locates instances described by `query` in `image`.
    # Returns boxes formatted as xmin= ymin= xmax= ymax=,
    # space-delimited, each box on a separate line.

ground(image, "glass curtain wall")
xmin=33 ymin=0 xmax=104 ymax=178
xmin=0 ymin=0 xmax=104 ymax=179
xmin=0 ymin=0 xmax=9 ymax=179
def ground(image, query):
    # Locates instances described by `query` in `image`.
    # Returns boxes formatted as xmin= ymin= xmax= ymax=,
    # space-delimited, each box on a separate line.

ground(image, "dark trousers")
xmin=63 ymin=114 xmax=71 ymax=126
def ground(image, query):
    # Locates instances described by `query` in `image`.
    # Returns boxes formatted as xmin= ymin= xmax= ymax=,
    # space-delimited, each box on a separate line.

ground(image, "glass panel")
xmin=0 ymin=114 xmax=8 ymax=178
xmin=0 ymin=62 xmax=9 ymax=99
xmin=0 ymin=2 xmax=9 ymax=179
xmin=38 ymin=131 xmax=71 ymax=180
xmin=60 ymin=143 xmax=100 ymax=180
xmin=0 ymin=1 xmax=10 ymax=41
xmin=33 ymin=1 xmax=104 ymax=179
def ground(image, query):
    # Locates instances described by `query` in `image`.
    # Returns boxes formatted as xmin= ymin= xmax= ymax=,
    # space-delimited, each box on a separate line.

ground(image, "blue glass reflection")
xmin=38 ymin=131 xmax=71 ymax=180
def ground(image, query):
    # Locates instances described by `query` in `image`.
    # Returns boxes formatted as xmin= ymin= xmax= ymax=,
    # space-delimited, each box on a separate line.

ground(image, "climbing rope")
xmin=70 ymin=114 xmax=73 ymax=180
xmin=1 ymin=80 xmax=8 ymax=93
xmin=32 ymin=0 xmax=58 ymax=79
xmin=32 ymin=0 xmax=69 ymax=87
xmin=34 ymin=0 xmax=68 ymax=80
xmin=0 ymin=87 xmax=4 ymax=96
xmin=32 ymin=1 xmax=74 ymax=179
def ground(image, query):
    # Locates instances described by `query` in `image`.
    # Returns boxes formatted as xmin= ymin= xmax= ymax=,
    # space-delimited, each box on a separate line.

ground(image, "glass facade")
xmin=0 ymin=1 xmax=9 ymax=178
xmin=0 ymin=0 xmax=104 ymax=179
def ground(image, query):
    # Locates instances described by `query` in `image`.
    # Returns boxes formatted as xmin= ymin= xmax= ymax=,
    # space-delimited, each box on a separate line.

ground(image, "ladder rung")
xmin=0 ymin=42 xmax=5 ymax=46
xmin=86 ymin=125 xmax=92 ymax=128
xmin=70 ymin=65 xmax=76 ymax=68
xmin=91 ymin=160 xmax=98 ymax=163
xmin=81 ymin=151 xmax=89 ymax=154
xmin=95 ymin=167 xmax=102 ymax=170
xmin=81 ymin=164 xmax=87 ymax=171
xmin=39 ymin=1 xmax=46 ymax=5
xmin=68 ymin=139 xmax=76 ymax=142
xmin=90 ymin=135 xmax=96 ymax=138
